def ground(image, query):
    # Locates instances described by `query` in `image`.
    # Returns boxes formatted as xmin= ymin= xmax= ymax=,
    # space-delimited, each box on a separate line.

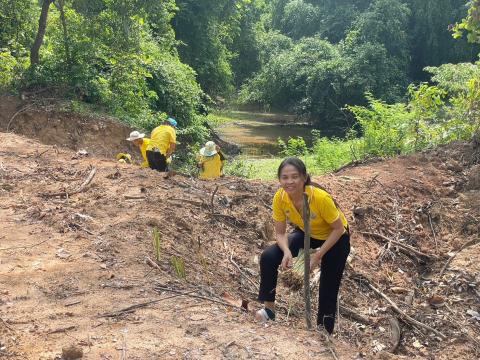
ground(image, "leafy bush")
xmin=278 ymin=136 xmax=308 ymax=157
xmin=0 ymin=50 xmax=19 ymax=91
xmin=224 ymin=158 xmax=253 ymax=178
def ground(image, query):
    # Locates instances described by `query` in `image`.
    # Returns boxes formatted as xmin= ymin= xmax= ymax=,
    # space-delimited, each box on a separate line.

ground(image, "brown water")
xmin=215 ymin=111 xmax=313 ymax=156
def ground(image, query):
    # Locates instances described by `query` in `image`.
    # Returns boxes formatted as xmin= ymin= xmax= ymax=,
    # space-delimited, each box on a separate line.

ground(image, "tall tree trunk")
xmin=30 ymin=0 xmax=54 ymax=66
xmin=55 ymin=0 xmax=72 ymax=69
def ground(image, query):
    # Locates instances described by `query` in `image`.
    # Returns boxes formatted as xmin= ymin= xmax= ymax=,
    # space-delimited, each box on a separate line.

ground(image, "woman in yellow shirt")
xmin=197 ymin=141 xmax=225 ymax=179
xmin=256 ymin=157 xmax=350 ymax=334
xmin=126 ymin=130 xmax=151 ymax=168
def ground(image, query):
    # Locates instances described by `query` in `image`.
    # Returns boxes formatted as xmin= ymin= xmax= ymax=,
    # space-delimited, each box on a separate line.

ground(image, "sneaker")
xmin=255 ymin=308 xmax=275 ymax=322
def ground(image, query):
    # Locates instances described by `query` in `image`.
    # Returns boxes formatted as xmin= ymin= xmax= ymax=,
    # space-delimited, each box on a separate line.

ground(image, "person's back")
xmin=145 ymin=118 xmax=177 ymax=172
xmin=147 ymin=125 xmax=175 ymax=155
xmin=198 ymin=153 xmax=222 ymax=179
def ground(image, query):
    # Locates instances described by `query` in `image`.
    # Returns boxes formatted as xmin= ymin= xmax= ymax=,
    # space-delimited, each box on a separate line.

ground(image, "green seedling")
xmin=152 ymin=227 xmax=161 ymax=262
xmin=170 ymin=256 xmax=186 ymax=279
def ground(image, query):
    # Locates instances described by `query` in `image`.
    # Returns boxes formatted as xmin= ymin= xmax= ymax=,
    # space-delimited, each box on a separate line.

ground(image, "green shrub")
xmin=278 ymin=136 xmax=308 ymax=157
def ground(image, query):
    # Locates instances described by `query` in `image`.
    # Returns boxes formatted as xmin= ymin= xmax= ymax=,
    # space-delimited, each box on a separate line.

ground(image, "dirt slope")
xmin=0 ymin=126 xmax=479 ymax=358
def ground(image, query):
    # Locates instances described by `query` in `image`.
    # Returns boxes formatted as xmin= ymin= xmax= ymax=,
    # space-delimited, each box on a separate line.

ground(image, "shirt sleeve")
xmin=318 ymin=194 xmax=340 ymax=224
xmin=170 ymin=128 xmax=176 ymax=144
xmin=272 ymin=190 xmax=286 ymax=222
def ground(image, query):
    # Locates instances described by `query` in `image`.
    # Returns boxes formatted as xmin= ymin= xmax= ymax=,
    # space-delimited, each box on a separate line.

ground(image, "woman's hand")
xmin=310 ymin=252 xmax=322 ymax=272
xmin=281 ymin=250 xmax=293 ymax=269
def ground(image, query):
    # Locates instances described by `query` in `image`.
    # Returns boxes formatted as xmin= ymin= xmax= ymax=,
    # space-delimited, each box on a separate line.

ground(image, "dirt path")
xmin=0 ymin=133 xmax=353 ymax=359
xmin=1 ymin=129 xmax=479 ymax=359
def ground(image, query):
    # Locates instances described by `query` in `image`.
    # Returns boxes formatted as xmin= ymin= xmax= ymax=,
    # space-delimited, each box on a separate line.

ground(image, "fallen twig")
xmin=124 ymin=195 xmax=146 ymax=200
xmin=388 ymin=317 xmax=401 ymax=352
xmin=439 ymin=238 xmax=480 ymax=277
xmin=47 ymin=325 xmax=77 ymax=334
xmin=0 ymin=238 xmax=50 ymax=251
xmin=353 ymin=274 xmax=446 ymax=339
xmin=339 ymin=305 xmax=374 ymax=326
xmin=98 ymin=292 xmax=193 ymax=318
xmin=229 ymin=254 xmax=259 ymax=292
xmin=0 ymin=317 xmax=15 ymax=332
xmin=210 ymin=185 xmax=219 ymax=213
xmin=360 ymin=231 xmax=435 ymax=260
xmin=427 ymin=213 xmax=438 ymax=252
xmin=208 ymin=213 xmax=248 ymax=227
xmin=153 ymin=285 xmax=241 ymax=309
xmin=40 ymin=167 xmax=97 ymax=197
xmin=65 ymin=300 xmax=82 ymax=307
xmin=6 ymin=103 xmax=35 ymax=131
xmin=145 ymin=256 xmax=162 ymax=271
xmin=35 ymin=148 xmax=51 ymax=158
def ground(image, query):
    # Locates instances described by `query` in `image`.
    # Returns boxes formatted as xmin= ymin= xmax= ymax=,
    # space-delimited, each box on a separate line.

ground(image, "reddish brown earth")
xmin=0 ymin=98 xmax=479 ymax=359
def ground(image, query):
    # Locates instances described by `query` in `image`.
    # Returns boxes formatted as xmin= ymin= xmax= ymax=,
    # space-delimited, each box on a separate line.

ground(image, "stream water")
xmin=215 ymin=111 xmax=313 ymax=157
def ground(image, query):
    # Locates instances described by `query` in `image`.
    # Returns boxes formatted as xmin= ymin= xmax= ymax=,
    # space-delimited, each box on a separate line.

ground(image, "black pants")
xmin=146 ymin=150 xmax=168 ymax=172
xmin=258 ymin=228 xmax=350 ymax=333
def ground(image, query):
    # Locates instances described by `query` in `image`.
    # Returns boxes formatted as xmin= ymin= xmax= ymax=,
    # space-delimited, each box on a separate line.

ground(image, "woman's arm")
xmin=310 ymin=217 xmax=345 ymax=271
xmin=274 ymin=220 xmax=293 ymax=269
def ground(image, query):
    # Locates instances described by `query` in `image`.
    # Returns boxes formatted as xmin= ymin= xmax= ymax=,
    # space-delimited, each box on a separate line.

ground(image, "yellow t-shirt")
xmin=272 ymin=185 xmax=348 ymax=240
xmin=146 ymin=125 xmax=176 ymax=156
xmin=198 ymin=154 xmax=223 ymax=179
xmin=140 ymin=138 xmax=150 ymax=168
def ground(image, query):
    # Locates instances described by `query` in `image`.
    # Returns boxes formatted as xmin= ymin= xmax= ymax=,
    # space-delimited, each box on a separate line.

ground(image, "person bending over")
xmin=146 ymin=117 xmax=177 ymax=172
xmin=256 ymin=157 xmax=350 ymax=334
xmin=126 ymin=130 xmax=151 ymax=168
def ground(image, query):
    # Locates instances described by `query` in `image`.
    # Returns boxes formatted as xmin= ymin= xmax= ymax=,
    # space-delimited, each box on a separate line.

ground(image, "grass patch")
xmin=224 ymin=137 xmax=358 ymax=180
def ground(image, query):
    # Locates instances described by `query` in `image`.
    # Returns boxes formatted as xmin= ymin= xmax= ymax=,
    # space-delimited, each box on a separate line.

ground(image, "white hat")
xmin=200 ymin=141 xmax=217 ymax=157
xmin=126 ymin=131 xmax=145 ymax=141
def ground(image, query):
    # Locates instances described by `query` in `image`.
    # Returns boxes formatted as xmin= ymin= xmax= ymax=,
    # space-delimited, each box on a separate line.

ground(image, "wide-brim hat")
xmin=126 ymin=131 xmax=145 ymax=141
xmin=200 ymin=141 xmax=217 ymax=157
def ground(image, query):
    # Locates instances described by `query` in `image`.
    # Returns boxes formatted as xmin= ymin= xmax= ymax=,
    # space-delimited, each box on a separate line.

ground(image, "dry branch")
xmin=98 ymin=292 xmax=191 ymax=318
xmin=47 ymin=325 xmax=77 ymax=334
xmin=0 ymin=238 xmax=50 ymax=251
xmin=153 ymin=285 xmax=242 ymax=309
xmin=40 ymin=167 xmax=96 ymax=197
xmin=338 ymin=305 xmax=374 ymax=326
xmin=388 ymin=317 xmax=401 ymax=352
xmin=6 ymin=103 xmax=35 ymax=131
xmin=210 ymin=185 xmax=219 ymax=213
xmin=360 ymin=231 xmax=435 ymax=259
xmin=353 ymin=275 xmax=446 ymax=339
xmin=228 ymin=254 xmax=259 ymax=292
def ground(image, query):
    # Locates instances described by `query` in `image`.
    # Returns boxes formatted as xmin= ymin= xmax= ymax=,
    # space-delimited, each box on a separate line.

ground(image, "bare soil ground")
xmin=1 ymin=99 xmax=479 ymax=359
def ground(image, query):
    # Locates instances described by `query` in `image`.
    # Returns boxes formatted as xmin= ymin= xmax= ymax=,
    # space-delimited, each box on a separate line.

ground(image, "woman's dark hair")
xmin=277 ymin=157 xmax=311 ymax=185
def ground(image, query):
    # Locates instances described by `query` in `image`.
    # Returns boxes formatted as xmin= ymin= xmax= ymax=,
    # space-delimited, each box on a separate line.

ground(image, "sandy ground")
xmin=0 ymin=111 xmax=479 ymax=359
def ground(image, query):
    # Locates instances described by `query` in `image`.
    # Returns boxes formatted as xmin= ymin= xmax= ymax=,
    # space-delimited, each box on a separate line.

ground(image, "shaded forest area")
xmin=0 ymin=1 xmax=479 ymax=136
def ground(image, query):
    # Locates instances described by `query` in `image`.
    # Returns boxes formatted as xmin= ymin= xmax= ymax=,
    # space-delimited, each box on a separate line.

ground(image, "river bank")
xmin=207 ymin=110 xmax=353 ymax=180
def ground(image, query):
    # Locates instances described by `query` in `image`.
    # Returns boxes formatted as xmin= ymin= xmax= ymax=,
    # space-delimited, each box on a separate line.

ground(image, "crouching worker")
xmin=256 ymin=157 xmax=350 ymax=335
xmin=197 ymin=141 xmax=225 ymax=180
xmin=146 ymin=117 xmax=177 ymax=172
xmin=126 ymin=131 xmax=150 ymax=168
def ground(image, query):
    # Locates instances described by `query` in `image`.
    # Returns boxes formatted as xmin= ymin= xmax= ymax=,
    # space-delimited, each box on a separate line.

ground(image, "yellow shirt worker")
xmin=272 ymin=185 xmax=348 ymax=240
xmin=145 ymin=118 xmax=177 ymax=172
xmin=126 ymin=131 xmax=151 ymax=168
xmin=256 ymin=157 xmax=350 ymax=334
xmin=197 ymin=141 xmax=224 ymax=179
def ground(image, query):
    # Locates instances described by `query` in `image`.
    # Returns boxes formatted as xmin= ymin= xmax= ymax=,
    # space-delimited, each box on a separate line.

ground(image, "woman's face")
xmin=279 ymin=164 xmax=306 ymax=196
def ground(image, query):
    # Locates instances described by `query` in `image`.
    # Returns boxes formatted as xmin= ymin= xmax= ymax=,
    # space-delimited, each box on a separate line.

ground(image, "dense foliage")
xmin=241 ymin=0 xmax=479 ymax=130
xmin=0 ymin=0 xmax=479 ymax=170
